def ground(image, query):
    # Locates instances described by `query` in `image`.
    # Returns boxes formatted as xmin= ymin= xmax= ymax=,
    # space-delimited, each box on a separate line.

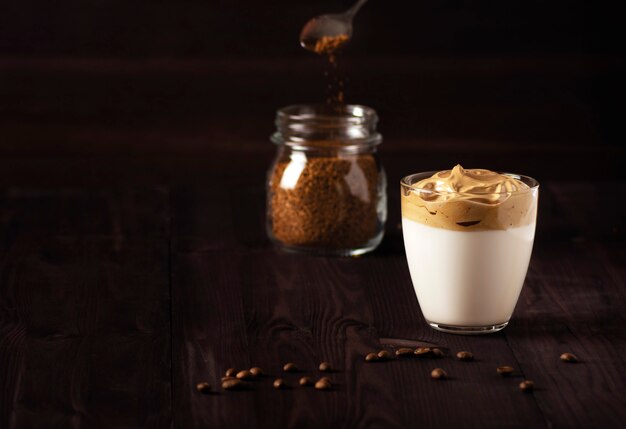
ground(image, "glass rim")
xmin=400 ymin=170 xmax=539 ymax=196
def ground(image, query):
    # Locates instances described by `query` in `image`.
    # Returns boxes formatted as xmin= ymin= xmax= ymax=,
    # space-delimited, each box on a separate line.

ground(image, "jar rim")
xmin=276 ymin=104 xmax=378 ymax=125
xmin=273 ymin=104 xmax=381 ymax=150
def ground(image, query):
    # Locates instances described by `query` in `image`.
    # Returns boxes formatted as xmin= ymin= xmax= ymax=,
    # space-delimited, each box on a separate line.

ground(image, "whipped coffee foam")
xmin=414 ymin=164 xmax=529 ymax=202
xmin=401 ymin=165 xmax=537 ymax=231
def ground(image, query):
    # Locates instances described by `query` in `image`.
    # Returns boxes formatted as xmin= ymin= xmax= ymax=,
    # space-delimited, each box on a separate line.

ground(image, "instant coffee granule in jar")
xmin=266 ymin=105 xmax=386 ymax=256
xmin=270 ymin=154 xmax=378 ymax=248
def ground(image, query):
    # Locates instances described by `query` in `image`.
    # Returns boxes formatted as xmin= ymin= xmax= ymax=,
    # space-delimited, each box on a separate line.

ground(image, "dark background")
xmin=1 ymin=0 xmax=624 ymax=186
xmin=1 ymin=0 xmax=623 ymax=57
xmin=1 ymin=3 xmax=626 ymax=428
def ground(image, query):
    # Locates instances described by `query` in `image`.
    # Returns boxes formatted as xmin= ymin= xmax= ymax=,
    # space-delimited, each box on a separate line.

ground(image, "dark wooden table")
xmin=1 ymin=58 xmax=625 ymax=428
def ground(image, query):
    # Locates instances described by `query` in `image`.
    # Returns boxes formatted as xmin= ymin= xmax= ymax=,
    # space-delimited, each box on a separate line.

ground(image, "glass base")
xmin=270 ymin=230 xmax=384 ymax=257
xmin=428 ymin=321 xmax=508 ymax=335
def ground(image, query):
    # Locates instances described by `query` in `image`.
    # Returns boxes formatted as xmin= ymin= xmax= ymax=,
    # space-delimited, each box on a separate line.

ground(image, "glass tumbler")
xmin=401 ymin=171 xmax=539 ymax=334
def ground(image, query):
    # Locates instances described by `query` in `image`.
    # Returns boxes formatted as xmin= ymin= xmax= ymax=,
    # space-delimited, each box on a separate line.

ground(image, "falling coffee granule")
xmin=519 ymin=380 xmax=535 ymax=393
xmin=196 ymin=382 xmax=211 ymax=394
xmin=431 ymin=368 xmax=447 ymax=380
xmin=560 ymin=352 xmax=579 ymax=363
xmin=269 ymin=154 xmax=380 ymax=250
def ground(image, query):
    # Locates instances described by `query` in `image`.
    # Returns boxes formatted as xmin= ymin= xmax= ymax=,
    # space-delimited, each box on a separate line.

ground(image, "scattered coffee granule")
xmin=196 ymin=382 xmax=211 ymax=394
xmin=497 ymin=366 xmax=515 ymax=376
xmin=283 ymin=362 xmax=298 ymax=372
xmin=414 ymin=347 xmax=442 ymax=358
xmin=236 ymin=370 xmax=253 ymax=380
xmin=377 ymin=350 xmax=391 ymax=360
xmin=269 ymin=154 xmax=380 ymax=250
xmin=319 ymin=362 xmax=332 ymax=372
xmin=221 ymin=376 xmax=235 ymax=382
xmin=299 ymin=376 xmax=314 ymax=386
xmin=225 ymin=368 xmax=236 ymax=377
xmin=315 ymin=377 xmax=332 ymax=390
xmin=431 ymin=368 xmax=447 ymax=380
xmin=365 ymin=352 xmax=379 ymax=362
xmin=250 ymin=367 xmax=264 ymax=377
xmin=519 ymin=380 xmax=535 ymax=393
xmin=222 ymin=379 xmax=250 ymax=391
xmin=560 ymin=352 xmax=578 ymax=363
xmin=414 ymin=347 xmax=431 ymax=357
xmin=273 ymin=378 xmax=287 ymax=389
xmin=396 ymin=347 xmax=414 ymax=357
xmin=456 ymin=351 xmax=474 ymax=361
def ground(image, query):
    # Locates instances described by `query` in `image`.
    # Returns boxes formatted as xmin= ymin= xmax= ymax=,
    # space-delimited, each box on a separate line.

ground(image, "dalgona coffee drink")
xmin=401 ymin=165 xmax=539 ymax=334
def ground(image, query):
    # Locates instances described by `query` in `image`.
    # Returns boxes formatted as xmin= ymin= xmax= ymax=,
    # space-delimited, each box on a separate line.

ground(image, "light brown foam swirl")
xmin=415 ymin=165 xmax=529 ymax=203
xmin=401 ymin=165 xmax=538 ymax=231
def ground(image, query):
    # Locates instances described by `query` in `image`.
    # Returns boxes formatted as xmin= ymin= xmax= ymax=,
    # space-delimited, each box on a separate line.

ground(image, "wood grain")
xmin=505 ymin=241 xmax=626 ymax=428
xmin=0 ymin=190 xmax=172 ymax=428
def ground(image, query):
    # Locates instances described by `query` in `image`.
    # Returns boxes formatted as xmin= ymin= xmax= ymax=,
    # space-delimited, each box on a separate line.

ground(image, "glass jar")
xmin=266 ymin=104 xmax=387 ymax=256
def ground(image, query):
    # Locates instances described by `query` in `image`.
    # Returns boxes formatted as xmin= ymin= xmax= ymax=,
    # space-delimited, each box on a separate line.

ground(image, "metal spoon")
xmin=300 ymin=0 xmax=369 ymax=54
